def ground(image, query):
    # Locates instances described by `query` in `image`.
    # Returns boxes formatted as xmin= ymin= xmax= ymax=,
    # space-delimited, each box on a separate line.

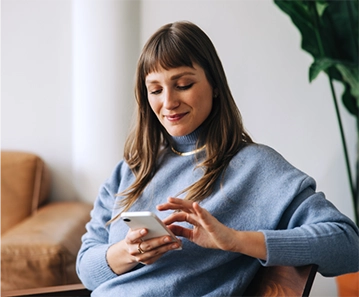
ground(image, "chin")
xmin=167 ymin=132 xmax=186 ymax=137
xmin=166 ymin=128 xmax=193 ymax=137
xmin=166 ymin=128 xmax=191 ymax=137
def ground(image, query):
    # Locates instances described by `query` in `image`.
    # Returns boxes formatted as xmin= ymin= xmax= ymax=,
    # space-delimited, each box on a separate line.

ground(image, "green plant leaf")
xmin=275 ymin=0 xmax=358 ymax=114
xmin=309 ymin=58 xmax=358 ymax=108
xmin=321 ymin=1 xmax=358 ymax=64
xmin=274 ymin=1 xmax=319 ymax=57
xmin=309 ymin=58 xmax=333 ymax=82
xmin=274 ymin=1 xmax=358 ymax=67
xmin=335 ymin=64 xmax=359 ymax=107
xmin=315 ymin=1 xmax=328 ymax=17
xmin=342 ymin=83 xmax=358 ymax=116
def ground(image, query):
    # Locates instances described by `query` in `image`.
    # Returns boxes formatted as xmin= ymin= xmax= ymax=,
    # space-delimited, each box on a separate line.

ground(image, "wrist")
xmin=106 ymin=241 xmax=137 ymax=275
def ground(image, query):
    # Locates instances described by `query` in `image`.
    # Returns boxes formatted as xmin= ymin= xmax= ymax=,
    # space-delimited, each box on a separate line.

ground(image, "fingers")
xmin=133 ymin=236 xmax=176 ymax=254
xmin=167 ymin=224 xmax=193 ymax=239
xmin=126 ymin=228 xmax=148 ymax=244
xmin=162 ymin=211 xmax=187 ymax=225
xmin=126 ymin=228 xmax=179 ymax=252
xmin=192 ymin=202 xmax=210 ymax=222
xmin=137 ymin=241 xmax=146 ymax=254
xmin=157 ymin=197 xmax=195 ymax=213
xmin=160 ymin=199 xmax=206 ymax=227
xmin=131 ymin=236 xmax=181 ymax=265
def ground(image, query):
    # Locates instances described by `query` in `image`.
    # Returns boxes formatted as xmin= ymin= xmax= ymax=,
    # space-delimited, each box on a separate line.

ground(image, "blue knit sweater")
xmin=76 ymin=129 xmax=359 ymax=296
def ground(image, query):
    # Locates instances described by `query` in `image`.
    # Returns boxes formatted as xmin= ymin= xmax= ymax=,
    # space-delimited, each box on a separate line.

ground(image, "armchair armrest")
xmin=1 ymin=201 xmax=92 ymax=290
xmin=1 ymin=283 xmax=91 ymax=297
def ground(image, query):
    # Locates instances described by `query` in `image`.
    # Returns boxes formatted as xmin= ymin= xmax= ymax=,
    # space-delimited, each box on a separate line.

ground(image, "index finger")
xmin=162 ymin=212 xmax=188 ymax=225
xmin=157 ymin=197 xmax=195 ymax=213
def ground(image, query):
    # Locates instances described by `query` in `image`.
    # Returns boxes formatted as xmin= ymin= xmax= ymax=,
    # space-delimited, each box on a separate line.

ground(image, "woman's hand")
xmin=157 ymin=197 xmax=267 ymax=260
xmin=106 ymin=227 xmax=181 ymax=275
xmin=157 ymin=197 xmax=238 ymax=251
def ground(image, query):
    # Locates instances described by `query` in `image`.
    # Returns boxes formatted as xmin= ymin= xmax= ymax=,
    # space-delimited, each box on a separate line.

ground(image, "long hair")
xmin=117 ymin=21 xmax=253 ymax=213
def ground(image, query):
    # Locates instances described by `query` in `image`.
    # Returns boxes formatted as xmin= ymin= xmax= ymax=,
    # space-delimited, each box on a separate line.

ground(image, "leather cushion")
xmin=1 ymin=151 xmax=51 ymax=234
xmin=1 ymin=202 xmax=92 ymax=290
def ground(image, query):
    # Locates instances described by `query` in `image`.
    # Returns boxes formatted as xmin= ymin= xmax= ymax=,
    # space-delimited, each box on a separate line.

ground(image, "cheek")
xmin=148 ymin=98 xmax=161 ymax=116
xmin=204 ymin=101 xmax=213 ymax=120
xmin=199 ymin=96 xmax=213 ymax=117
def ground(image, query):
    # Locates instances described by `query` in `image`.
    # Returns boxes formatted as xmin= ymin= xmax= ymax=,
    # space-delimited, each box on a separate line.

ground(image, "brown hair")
xmin=117 ymin=21 xmax=252 ymax=213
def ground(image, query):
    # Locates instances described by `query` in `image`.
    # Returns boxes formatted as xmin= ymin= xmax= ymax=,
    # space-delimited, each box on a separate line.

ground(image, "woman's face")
xmin=145 ymin=63 xmax=213 ymax=137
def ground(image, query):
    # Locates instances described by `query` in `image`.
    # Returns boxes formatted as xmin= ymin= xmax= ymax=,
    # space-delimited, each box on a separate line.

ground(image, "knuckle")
xmin=129 ymin=252 xmax=137 ymax=257
xmin=129 ymin=249 xmax=138 ymax=256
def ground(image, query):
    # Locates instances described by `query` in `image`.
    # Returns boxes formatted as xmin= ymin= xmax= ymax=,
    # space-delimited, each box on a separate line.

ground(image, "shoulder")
xmin=101 ymin=160 xmax=133 ymax=195
xmin=232 ymin=143 xmax=289 ymax=167
xmin=229 ymin=143 xmax=316 ymax=191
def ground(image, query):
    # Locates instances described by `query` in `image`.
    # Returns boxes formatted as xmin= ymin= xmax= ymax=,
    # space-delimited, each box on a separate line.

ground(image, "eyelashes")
xmin=177 ymin=83 xmax=194 ymax=91
xmin=149 ymin=83 xmax=194 ymax=95
xmin=150 ymin=89 xmax=162 ymax=95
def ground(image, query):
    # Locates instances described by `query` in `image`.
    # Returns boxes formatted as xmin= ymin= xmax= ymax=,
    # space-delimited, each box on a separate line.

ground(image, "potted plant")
xmin=273 ymin=1 xmax=358 ymax=296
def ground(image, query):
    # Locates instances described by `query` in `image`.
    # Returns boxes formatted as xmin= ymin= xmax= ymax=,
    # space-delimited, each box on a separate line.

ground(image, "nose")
xmin=163 ymin=89 xmax=180 ymax=110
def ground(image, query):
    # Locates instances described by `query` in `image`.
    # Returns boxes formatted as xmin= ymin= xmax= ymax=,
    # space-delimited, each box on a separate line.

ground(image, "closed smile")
xmin=164 ymin=113 xmax=188 ymax=122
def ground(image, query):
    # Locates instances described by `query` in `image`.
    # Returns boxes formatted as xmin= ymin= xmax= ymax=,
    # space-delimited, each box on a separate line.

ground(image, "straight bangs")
xmin=141 ymin=32 xmax=195 ymax=77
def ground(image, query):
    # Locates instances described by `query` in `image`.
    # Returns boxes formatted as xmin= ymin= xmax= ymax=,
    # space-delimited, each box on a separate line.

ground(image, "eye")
xmin=149 ymin=89 xmax=162 ymax=95
xmin=177 ymin=83 xmax=194 ymax=91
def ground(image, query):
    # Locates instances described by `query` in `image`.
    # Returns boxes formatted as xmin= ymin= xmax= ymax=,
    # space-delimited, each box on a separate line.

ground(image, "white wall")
xmin=2 ymin=0 xmax=76 ymax=201
xmin=2 ymin=0 xmax=139 ymax=202
xmin=2 ymin=0 xmax=356 ymax=295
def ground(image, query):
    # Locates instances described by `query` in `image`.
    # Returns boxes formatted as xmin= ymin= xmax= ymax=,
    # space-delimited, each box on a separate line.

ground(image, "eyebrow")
xmin=145 ymin=71 xmax=196 ymax=85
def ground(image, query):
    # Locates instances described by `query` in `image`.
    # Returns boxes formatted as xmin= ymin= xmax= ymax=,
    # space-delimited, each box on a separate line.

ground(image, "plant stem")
xmin=310 ymin=1 xmax=358 ymax=223
xmin=328 ymin=75 xmax=358 ymax=223
xmin=345 ymin=0 xmax=359 ymax=224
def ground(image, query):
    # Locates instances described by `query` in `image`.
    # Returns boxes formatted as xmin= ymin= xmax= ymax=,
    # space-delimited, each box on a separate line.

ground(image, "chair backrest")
xmin=1 ymin=151 xmax=51 ymax=234
xmin=243 ymin=264 xmax=318 ymax=297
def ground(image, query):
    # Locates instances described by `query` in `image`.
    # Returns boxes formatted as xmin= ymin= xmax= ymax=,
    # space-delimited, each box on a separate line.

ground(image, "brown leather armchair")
xmin=1 ymin=151 xmax=93 ymax=291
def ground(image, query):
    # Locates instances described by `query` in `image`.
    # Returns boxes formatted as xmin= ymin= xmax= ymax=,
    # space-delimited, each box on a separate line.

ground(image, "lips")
xmin=165 ymin=112 xmax=188 ymax=122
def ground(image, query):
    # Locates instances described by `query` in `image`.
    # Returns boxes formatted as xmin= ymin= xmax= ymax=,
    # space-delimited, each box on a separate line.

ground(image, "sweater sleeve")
xmin=260 ymin=188 xmax=359 ymax=277
xmin=76 ymin=163 xmax=123 ymax=290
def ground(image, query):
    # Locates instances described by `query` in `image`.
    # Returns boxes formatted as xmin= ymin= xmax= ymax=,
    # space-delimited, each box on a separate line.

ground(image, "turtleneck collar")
xmin=170 ymin=127 xmax=203 ymax=153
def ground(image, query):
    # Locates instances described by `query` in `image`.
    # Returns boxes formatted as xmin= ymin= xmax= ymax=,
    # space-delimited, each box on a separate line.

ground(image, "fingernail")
xmin=164 ymin=237 xmax=171 ymax=243
xmin=172 ymin=243 xmax=179 ymax=249
xmin=140 ymin=229 xmax=146 ymax=235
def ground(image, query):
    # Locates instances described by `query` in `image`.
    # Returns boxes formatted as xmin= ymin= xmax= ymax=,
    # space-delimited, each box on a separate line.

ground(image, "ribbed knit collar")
xmin=170 ymin=127 xmax=202 ymax=154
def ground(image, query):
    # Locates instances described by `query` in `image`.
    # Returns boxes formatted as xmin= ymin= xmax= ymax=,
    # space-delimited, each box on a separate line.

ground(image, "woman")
xmin=76 ymin=21 xmax=359 ymax=296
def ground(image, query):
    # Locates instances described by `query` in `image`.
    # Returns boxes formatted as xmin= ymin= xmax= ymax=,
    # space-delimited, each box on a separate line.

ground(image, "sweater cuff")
xmin=79 ymin=244 xmax=117 ymax=289
xmin=259 ymin=230 xmax=312 ymax=267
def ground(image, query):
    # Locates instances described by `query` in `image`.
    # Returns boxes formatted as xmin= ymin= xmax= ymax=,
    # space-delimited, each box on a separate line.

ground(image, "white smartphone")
xmin=120 ymin=211 xmax=182 ymax=249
